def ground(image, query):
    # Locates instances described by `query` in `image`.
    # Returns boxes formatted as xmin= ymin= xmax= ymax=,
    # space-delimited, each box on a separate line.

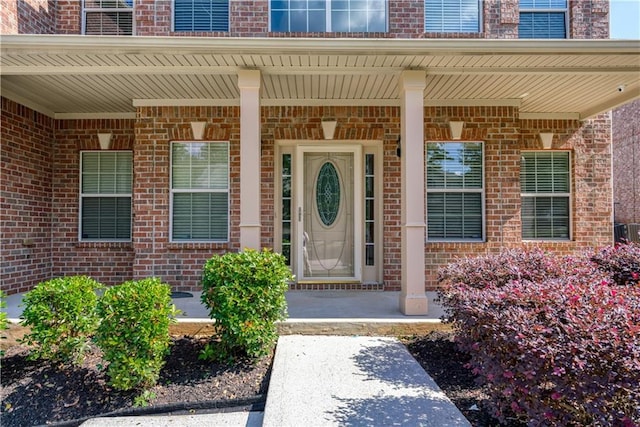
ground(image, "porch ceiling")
xmin=1 ymin=36 xmax=639 ymax=120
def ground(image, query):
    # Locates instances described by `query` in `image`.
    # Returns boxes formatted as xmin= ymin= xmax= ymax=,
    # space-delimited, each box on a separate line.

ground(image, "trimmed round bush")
xmin=95 ymin=278 xmax=177 ymax=391
xmin=20 ymin=276 xmax=102 ymax=364
xmin=201 ymin=248 xmax=292 ymax=362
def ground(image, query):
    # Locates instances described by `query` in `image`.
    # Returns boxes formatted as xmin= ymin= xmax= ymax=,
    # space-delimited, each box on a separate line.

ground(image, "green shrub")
xmin=95 ymin=278 xmax=178 ymax=391
xmin=201 ymin=248 xmax=292 ymax=362
xmin=20 ymin=276 xmax=102 ymax=364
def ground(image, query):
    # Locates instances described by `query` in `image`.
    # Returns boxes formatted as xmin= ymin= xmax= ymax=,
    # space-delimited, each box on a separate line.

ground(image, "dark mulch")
xmin=0 ymin=337 xmax=272 ymax=427
xmin=1 ymin=332 xmax=518 ymax=427
xmin=404 ymin=331 xmax=526 ymax=427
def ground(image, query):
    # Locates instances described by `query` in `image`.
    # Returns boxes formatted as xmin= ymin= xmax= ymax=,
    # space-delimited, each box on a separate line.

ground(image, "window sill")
xmin=76 ymin=241 xmax=132 ymax=248
xmin=167 ymin=242 xmax=230 ymax=250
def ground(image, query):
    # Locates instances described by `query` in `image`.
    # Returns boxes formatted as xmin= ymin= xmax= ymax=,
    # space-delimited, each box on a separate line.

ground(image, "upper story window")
xmin=83 ymin=0 xmax=133 ymax=35
xmin=424 ymin=0 xmax=481 ymax=33
xmin=519 ymin=0 xmax=567 ymax=38
xmin=80 ymin=151 xmax=132 ymax=241
xmin=174 ymin=0 xmax=229 ymax=32
xmin=521 ymin=151 xmax=571 ymax=240
xmin=426 ymin=142 xmax=484 ymax=241
xmin=270 ymin=0 xmax=387 ymax=32
xmin=170 ymin=142 xmax=229 ymax=242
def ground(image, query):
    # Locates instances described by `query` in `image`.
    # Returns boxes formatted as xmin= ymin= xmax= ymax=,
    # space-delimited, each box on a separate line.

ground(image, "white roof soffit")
xmin=1 ymin=35 xmax=639 ymax=120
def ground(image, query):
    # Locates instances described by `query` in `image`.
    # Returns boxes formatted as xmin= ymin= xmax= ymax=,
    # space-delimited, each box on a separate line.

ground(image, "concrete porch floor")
xmin=2 ymin=291 xmax=449 ymax=336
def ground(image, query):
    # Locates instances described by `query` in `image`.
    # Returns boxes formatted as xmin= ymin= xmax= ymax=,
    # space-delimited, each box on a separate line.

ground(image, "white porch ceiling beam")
xmin=2 ymin=64 xmax=637 ymax=76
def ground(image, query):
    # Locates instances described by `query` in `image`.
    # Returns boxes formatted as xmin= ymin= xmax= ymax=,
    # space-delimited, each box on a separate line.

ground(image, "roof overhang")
xmin=1 ymin=35 xmax=639 ymax=120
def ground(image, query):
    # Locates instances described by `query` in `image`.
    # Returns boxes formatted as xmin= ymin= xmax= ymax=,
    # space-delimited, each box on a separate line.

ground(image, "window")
xmin=426 ymin=142 xmax=484 ymax=240
xmin=519 ymin=0 xmax=567 ymax=38
xmin=83 ymin=0 xmax=133 ymax=35
xmin=521 ymin=151 xmax=570 ymax=239
xmin=174 ymin=0 xmax=229 ymax=32
xmin=424 ymin=0 xmax=481 ymax=33
xmin=364 ymin=153 xmax=375 ymax=265
xmin=281 ymin=153 xmax=292 ymax=265
xmin=171 ymin=142 xmax=229 ymax=242
xmin=80 ymin=151 xmax=132 ymax=241
xmin=270 ymin=0 xmax=387 ymax=32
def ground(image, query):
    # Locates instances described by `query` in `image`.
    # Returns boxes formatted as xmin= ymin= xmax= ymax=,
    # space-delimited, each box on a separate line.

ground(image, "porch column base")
xmin=239 ymin=223 xmax=261 ymax=251
xmin=399 ymin=292 xmax=428 ymax=315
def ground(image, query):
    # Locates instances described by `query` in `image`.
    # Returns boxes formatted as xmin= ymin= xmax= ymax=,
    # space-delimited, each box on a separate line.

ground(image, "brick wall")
xmin=613 ymin=100 xmax=640 ymax=224
xmin=0 ymin=0 xmax=56 ymax=34
xmin=51 ymin=119 xmax=136 ymax=286
xmin=4 ymin=0 xmax=610 ymax=39
xmin=570 ymin=0 xmax=609 ymax=39
xmin=422 ymin=107 xmax=613 ymax=289
xmin=131 ymin=106 xmax=241 ymax=290
xmin=1 ymin=97 xmax=54 ymax=294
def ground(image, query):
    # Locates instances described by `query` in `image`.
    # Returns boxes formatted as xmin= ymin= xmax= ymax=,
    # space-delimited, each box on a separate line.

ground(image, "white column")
xmin=238 ymin=70 xmax=262 ymax=250
xmin=399 ymin=70 xmax=428 ymax=315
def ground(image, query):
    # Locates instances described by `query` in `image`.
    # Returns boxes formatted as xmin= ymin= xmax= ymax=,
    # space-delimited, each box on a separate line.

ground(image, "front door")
xmin=296 ymin=146 xmax=362 ymax=281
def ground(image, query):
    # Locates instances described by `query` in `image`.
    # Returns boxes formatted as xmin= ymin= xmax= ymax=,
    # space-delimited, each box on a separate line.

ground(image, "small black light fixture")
xmin=396 ymin=137 xmax=401 ymax=158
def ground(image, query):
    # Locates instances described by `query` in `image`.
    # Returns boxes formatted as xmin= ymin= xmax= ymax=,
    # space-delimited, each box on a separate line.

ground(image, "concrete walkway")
xmin=3 ymin=290 xmax=467 ymax=426
xmin=264 ymin=335 xmax=470 ymax=427
xmin=83 ymin=335 xmax=469 ymax=427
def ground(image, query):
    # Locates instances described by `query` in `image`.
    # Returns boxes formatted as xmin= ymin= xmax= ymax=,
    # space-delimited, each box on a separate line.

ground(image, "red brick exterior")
xmin=613 ymin=100 xmax=640 ymax=224
xmin=5 ymin=1 xmax=609 ymax=39
xmin=0 ymin=2 xmax=616 ymax=294
xmin=51 ymin=119 xmax=136 ymax=285
xmin=1 ymin=98 xmax=54 ymax=294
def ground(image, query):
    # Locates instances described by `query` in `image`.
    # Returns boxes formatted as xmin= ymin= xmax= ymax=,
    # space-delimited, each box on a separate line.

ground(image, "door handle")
xmin=298 ymin=207 xmax=302 ymax=222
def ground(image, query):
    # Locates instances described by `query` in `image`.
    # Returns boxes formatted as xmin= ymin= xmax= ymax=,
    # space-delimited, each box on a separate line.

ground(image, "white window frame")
xmin=82 ymin=0 xmax=135 ymax=35
xmin=520 ymin=150 xmax=572 ymax=240
xmin=169 ymin=141 xmax=230 ymax=243
xmin=519 ymin=0 xmax=568 ymax=39
xmin=425 ymin=141 xmax=485 ymax=242
xmin=424 ymin=0 xmax=483 ymax=33
xmin=79 ymin=150 xmax=133 ymax=242
xmin=171 ymin=0 xmax=230 ymax=32
xmin=269 ymin=0 xmax=389 ymax=32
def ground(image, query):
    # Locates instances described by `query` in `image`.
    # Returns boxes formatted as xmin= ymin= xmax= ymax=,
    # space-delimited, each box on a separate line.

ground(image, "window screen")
xmin=519 ymin=0 xmax=567 ymax=38
xmin=80 ymin=151 xmax=132 ymax=240
xmin=171 ymin=142 xmax=229 ymax=241
xmin=174 ymin=0 xmax=229 ymax=32
xmin=83 ymin=0 xmax=134 ymax=35
xmin=426 ymin=142 xmax=484 ymax=240
xmin=521 ymin=151 xmax=571 ymax=239
xmin=425 ymin=0 xmax=480 ymax=33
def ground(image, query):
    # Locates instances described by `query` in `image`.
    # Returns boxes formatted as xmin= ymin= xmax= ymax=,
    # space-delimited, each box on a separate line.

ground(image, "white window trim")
xmin=82 ymin=0 xmax=135 ymax=35
xmin=425 ymin=141 xmax=486 ymax=243
xmin=424 ymin=0 xmax=483 ymax=34
xmin=169 ymin=141 xmax=230 ymax=243
xmin=520 ymin=150 xmax=572 ymax=241
xmin=79 ymin=150 xmax=133 ymax=242
xmin=268 ymin=0 xmax=389 ymax=32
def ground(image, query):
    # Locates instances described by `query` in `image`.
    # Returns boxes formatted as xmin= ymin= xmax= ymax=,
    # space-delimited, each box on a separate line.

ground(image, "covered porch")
xmin=1 ymin=35 xmax=639 ymax=315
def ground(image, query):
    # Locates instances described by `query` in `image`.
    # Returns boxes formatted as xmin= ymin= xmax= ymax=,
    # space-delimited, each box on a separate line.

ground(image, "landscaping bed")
xmin=1 ymin=331 xmax=510 ymax=427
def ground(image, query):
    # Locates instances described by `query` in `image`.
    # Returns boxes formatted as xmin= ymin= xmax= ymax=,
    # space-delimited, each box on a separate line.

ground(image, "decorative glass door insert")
xmin=296 ymin=147 xmax=361 ymax=280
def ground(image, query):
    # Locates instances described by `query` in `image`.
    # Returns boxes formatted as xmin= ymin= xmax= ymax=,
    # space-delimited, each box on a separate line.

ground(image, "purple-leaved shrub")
xmin=438 ymin=246 xmax=640 ymax=426
xmin=591 ymin=242 xmax=640 ymax=287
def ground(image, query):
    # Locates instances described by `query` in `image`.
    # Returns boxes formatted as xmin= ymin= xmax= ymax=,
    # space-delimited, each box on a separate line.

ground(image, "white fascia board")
xmin=1 ymin=35 xmax=638 ymax=56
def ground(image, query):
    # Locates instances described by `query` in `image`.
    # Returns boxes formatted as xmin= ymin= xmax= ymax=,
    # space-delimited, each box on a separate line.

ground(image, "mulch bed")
xmin=1 ymin=332 xmax=519 ymax=427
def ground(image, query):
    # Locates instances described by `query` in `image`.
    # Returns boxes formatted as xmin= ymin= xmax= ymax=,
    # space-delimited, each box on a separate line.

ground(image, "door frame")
xmin=295 ymin=144 xmax=363 ymax=282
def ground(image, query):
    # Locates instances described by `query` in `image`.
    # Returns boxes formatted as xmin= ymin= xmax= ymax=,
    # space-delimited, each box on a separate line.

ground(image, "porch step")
xmin=169 ymin=318 xmax=449 ymax=337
